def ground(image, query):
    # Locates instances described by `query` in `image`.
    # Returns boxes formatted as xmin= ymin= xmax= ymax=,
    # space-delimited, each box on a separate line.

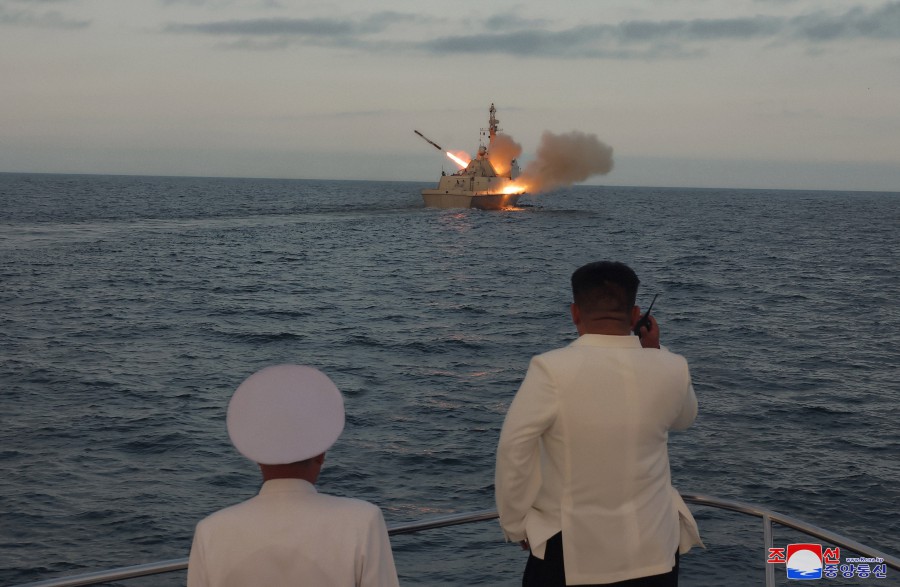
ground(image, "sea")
xmin=1 ymin=173 xmax=898 ymax=586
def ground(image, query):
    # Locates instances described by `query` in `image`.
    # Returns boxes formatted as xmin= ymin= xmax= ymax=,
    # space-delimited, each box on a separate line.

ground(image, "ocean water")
xmin=1 ymin=173 xmax=898 ymax=586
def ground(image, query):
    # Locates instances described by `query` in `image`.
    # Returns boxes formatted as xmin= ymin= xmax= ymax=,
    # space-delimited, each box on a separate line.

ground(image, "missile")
xmin=414 ymin=130 xmax=443 ymax=152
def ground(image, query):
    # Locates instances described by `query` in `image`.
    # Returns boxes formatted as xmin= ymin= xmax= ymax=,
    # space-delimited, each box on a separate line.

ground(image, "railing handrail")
xmin=10 ymin=494 xmax=898 ymax=587
xmin=681 ymin=493 xmax=900 ymax=569
xmin=8 ymin=510 xmax=502 ymax=587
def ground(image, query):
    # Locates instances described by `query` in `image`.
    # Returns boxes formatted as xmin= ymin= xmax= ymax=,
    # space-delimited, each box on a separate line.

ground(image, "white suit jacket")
xmin=187 ymin=478 xmax=399 ymax=587
xmin=495 ymin=334 xmax=702 ymax=585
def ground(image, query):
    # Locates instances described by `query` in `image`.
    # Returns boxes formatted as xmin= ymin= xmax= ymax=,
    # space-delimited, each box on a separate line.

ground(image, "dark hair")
xmin=571 ymin=261 xmax=640 ymax=315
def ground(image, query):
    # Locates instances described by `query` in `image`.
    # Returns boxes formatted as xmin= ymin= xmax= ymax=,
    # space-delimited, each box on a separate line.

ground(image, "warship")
xmin=417 ymin=104 xmax=525 ymax=210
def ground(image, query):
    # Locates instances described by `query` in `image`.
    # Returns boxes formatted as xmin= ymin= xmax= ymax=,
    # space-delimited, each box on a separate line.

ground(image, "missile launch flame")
xmin=501 ymin=184 xmax=525 ymax=194
xmin=446 ymin=151 xmax=470 ymax=169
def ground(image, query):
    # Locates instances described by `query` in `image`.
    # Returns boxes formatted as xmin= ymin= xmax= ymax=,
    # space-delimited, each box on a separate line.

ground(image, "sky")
xmin=2 ymin=0 xmax=899 ymax=191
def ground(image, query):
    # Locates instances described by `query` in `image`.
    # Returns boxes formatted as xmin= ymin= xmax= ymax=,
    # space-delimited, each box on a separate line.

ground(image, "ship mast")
xmin=489 ymin=103 xmax=499 ymax=142
xmin=481 ymin=103 xmax=501 ymax=149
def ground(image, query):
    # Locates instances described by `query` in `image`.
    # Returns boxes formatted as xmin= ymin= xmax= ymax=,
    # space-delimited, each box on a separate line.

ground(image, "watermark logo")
xmin=767 ymin=545 xmax=888 ymax=580
xmin=787 ymin=544 xmax=823 ymax=580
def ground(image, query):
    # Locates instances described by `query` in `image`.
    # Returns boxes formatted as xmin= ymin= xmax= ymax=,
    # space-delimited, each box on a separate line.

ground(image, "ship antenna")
xmin=481 ymin=103 xmax=501 ymax=150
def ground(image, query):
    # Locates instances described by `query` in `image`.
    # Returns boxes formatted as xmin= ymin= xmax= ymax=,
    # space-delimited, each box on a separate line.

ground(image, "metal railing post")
xmin=763 ymin=513 xmax=775 ymax=587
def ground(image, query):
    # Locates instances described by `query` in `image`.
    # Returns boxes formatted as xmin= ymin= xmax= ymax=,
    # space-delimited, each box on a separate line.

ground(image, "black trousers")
xmin=523 ymin=533 xmax=680 ymax=587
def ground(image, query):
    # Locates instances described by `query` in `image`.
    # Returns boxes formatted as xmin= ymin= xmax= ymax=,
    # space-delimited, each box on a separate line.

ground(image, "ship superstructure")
xmin=417 ymin=104 xmax=524 ymax=210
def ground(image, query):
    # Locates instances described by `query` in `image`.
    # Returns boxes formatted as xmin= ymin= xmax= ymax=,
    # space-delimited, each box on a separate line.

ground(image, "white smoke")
xmin=519 ymin=131 xmax=614 ymax=194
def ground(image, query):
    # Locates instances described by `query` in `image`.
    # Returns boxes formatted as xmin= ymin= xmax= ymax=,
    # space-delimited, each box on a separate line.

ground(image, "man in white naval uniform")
xmin=187 ymin=364 xmax=400 ymax=587
xmin=496 ymin=261 xmax=702 ymax=586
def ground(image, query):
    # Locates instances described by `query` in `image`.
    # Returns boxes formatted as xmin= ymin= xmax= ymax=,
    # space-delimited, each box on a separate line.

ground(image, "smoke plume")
xmin=489 ymin=133 xmax=523 ymax=176
xmin=519 ymin=131 xmax=614 ymax=194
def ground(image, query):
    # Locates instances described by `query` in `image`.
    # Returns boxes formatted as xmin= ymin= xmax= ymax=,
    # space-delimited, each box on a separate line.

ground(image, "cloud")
xmin=483 ymin=14 xmax=551 ymax=32
xmin=166 ymin=17 xmax=357 ymax=37
xmin=0 ymin=4 xmax=89 ymax=29
xmin=163 ymin=2 xmax=900 ymax=57
xmin=420 ymin=26 xmax=705 ymax=60
xmin=421 ymin=3 xmax=900 ymax=58
xmin=792 ymin=3 xmax=900 ymax=41
xmin=159 ymin=0 xmax=214 ymax=5
xmin=423 ymin=28 xmax=600 ymax=58
xmin=618 ymin=16 xmax=783 ymax=42
xmin=165 ymin=11 xmax=428 ymax=38
xmin=157 ymin=0 xmax=282 ymax=6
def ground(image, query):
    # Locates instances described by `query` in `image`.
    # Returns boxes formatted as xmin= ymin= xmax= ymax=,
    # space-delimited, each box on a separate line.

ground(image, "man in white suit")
xmin=187 ymin=364 xmax=400 ymax=587
xmin=496 ymin=261 xmax=702 ymax=586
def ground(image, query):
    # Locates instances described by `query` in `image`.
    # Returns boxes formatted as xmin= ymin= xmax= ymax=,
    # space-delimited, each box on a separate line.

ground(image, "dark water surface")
xmin=1 ymin=174 xmax=898 ymax=585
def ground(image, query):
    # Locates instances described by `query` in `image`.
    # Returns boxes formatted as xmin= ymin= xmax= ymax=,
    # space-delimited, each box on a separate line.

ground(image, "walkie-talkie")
xmin=633 ymin=294 xmax=658 ymax=337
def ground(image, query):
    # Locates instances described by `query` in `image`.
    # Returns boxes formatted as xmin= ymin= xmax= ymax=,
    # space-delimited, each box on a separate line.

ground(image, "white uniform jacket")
xmin=187 ymin=478 xmax=399 ymax=587
xmin=495 ymin=334 xmax=702 ymax=585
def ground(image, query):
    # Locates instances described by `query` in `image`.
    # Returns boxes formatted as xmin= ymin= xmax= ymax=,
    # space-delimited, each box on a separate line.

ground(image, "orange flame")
xmin=493 ymin=161 xmax=511 ymax=176
xmin=446 ymin=151 xmax=470 ymax=168
xmin=502 ymin=183 xmax=527 ymax=194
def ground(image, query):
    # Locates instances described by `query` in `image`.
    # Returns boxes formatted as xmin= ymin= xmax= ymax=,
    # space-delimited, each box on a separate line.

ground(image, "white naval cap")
xmin=226 ymin=364 xmax=345 ymax=465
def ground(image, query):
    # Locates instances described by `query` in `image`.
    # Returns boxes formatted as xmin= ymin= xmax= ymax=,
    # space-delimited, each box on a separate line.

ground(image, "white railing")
xmin=11 ymin=494 xmax=899 ymax=587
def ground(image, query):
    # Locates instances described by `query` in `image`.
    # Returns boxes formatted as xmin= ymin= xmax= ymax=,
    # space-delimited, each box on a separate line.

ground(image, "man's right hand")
xmin=638 ymin=315 xmax=660 ymax=349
